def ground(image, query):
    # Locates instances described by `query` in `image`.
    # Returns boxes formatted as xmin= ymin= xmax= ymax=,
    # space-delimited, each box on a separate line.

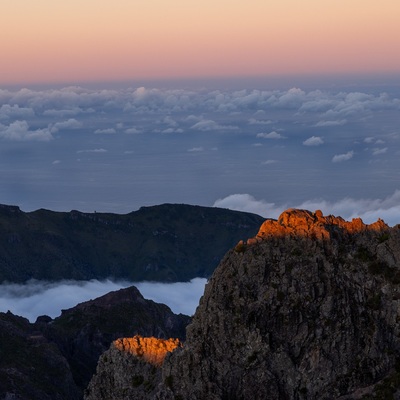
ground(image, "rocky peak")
xmin=61 ymin=286 xmax=146 ymax=315
xmin=86 ymin=209 xmax=400 ymax=399
xmin=85 ymin=336 xmax=181 ymax=400
xmin=253 ymin=208 xmax=388 ymax=241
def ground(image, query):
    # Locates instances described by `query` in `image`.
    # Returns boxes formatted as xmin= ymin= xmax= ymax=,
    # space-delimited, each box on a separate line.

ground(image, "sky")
xmin=1 ymin=0 xmax=400 ymax=85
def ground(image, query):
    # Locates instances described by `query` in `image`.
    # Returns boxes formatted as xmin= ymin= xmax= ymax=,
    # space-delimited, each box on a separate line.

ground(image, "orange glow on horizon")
xmin=1 ymin=0 xmax=400 ymax=84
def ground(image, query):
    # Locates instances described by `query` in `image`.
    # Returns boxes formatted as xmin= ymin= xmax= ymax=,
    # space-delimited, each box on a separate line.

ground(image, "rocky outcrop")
xmin=91 ymin=209 xmax=400 ymax=399
xmin=41 ymin=286 xmax=190 ymax=397
xmin=0 ymin=285 xmax=190 ymax=400
xmin=255 ymin=208 xmax=388 ymax=239
xmin=85 ymin=337 xmax=181 ymax=400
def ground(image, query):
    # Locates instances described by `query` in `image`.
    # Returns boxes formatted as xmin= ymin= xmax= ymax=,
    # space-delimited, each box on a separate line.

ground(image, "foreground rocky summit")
xmin=0 ymin=286 xmax=190 ymax=400
xmin=85 ymin=337 xmax=181 ymax=400
xmin=88 ymin=209 xmax=400 ymax=399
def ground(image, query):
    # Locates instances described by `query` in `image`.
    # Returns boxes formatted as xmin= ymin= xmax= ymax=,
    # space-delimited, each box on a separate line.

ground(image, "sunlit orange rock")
xmin=253 ymin=208 xmax=388 ymax=242
xmin=113 ymin=335 xmax=181 ymax=367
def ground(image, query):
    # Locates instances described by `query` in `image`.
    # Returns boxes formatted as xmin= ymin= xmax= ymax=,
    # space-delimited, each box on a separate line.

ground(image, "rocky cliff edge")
xmin=87 ymin=209 xmax=400 ymax=400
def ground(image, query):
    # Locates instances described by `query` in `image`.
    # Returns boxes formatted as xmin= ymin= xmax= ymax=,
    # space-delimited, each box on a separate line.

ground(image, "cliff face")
xmin=85 ymin=337 xmax=181 ymax=400
xmin=89 ymin=209 xmax=400 ymax=399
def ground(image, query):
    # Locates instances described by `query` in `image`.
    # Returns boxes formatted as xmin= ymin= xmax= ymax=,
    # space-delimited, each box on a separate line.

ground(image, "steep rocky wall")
xmin=159 ymin=209 xmax=400 ymax=399
xmin=88 ymin=209 xmax=400 ymax=399
xmin=85 ymin=337 xmax=181 ymax=400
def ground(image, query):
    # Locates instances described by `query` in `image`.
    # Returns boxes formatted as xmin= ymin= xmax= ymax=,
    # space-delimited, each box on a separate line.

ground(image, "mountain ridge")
xmin=0 ymin=203 xmax=265 ymax=283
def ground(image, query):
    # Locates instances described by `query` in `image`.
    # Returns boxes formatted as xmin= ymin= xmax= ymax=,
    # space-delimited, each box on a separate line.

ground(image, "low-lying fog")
xmin=0 ymin=278 xmax=207 ymax=322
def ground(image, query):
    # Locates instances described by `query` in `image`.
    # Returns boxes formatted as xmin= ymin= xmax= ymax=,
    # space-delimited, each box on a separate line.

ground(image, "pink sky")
xmin=1 ymin=0 xmax=400 ymax=85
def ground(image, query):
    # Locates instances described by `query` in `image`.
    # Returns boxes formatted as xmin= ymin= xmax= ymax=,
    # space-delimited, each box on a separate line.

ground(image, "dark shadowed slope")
xmin=0 ymin=203 xmax=264 ymax=283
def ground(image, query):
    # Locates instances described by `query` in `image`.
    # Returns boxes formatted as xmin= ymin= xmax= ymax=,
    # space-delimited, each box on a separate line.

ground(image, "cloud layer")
xmin=0 ymin=81 xmax=399 ymax=214
xmin=213 ymin=190 xmax=400 ymax=227
xmin=0 ymin=278 xmax=207 ymax=322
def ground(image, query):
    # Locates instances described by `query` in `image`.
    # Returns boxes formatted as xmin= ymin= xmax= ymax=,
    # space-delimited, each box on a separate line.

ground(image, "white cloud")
xmin=94 ymin=128 xmax=116 ymax=134
xmin=50 ymin=118 xmax=82 ymax=133
xmin=332 ymin=150 xmax=354 ymax=163
xmin=248 ymin=118 xmax=273 ymax=125
xmin=77 ymin=148 xmax=107 ymax=153
xmin=190 ymin=119 xmax=238 ymax=131
xmin=364 ymin=137 xmax=375 ymax=143
xmin=125 ymin=127 xmax=141 ymax=134
xmin=275 ymin=87 xmax=306 ymax=108
xmin=256 ymin=131 xmax=286 ymax=139
xmin=135 ymin=278 xmax=207 ymax=316
xmin=214 ymin=194 xmax=281 ymax=218
xmin=262 ymin=160 xmax=277 ymax=165
xmin=314 ymin=119 xmax=347 ymax=127
xmin=0 ymin=279 xmax=133 ymax=322
xmin=188 ymin=147 xmax=204 ymax=152
xmin=0 ymin=120 xmax=53 ymax=141
xmin=0 ymin=278 xmax=207 ymax=322
xmin=213 ymin=189 xmax=400 ymax=227
xmin=184 ymin=115 xmax=202 ymax=123
xmin=303 ymin=136 xmax=324 ymax=146
xmin=163 ymin=116 xmax=178 ymax=127
xmin=295 ymin=191 xmax=400 ymax=226
xmin=0 ymin=104 xmax=35 ymax=120
xmin=372 ymin=147 xmax=388 ymax=156
xmin=1 ymin=85 xmax=399 ymax=121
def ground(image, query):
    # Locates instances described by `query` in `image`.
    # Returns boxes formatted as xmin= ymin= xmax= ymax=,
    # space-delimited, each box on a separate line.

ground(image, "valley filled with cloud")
xmin=0 ymin=278 xmax=207 ymax=322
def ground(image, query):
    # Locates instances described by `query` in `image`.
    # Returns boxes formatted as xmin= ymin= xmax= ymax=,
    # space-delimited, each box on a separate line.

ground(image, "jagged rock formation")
xmin=85 ymin=337 xmax=181 ymax=400
xmin=0 ymin=285 xmax=190 ymax=400
xmin=41 ymin=286 xmax=190 ymax=398
xmin=89 ymin=209 xmax=400 ymax=399
xmin=0 ymin=203 xmax=264 ymax=283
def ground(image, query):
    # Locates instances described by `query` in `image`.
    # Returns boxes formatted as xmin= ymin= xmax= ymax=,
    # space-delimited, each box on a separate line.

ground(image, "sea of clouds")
xmin=0 ymin=278 xmax=207 ymax=322
xmin=0 ymin=81 xmax=399 ymax=213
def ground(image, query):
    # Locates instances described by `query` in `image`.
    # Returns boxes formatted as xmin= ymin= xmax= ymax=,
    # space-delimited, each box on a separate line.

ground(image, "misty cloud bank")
xmin=214 ymin=189 xmax=400 ymax=227
xmin=0 ymin=278 xmax=207 ymax=322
